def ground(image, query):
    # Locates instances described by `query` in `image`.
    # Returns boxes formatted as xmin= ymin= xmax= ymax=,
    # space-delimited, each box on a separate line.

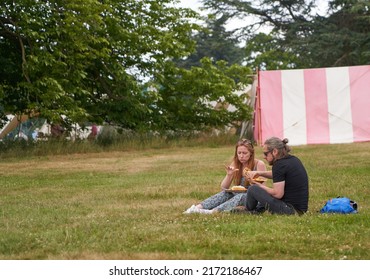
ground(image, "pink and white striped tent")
xmin=253 ymin=65 xmax=370 ymax=146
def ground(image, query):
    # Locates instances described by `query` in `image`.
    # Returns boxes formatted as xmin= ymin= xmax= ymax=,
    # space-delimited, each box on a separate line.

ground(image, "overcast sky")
xmin=179 ymin=0 xmax=328 ymax=30
xmin=177 ymin=0 xmax=330 ymax=21
xmin=178 ymin=0 xmax=201 ymax=10
xmin=177 ymin=0 xmax=248 ymax=31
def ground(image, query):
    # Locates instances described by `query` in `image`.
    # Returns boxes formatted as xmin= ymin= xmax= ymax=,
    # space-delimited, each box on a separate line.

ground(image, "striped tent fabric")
xmin=254 ymin=65 xmax=370 ymax=146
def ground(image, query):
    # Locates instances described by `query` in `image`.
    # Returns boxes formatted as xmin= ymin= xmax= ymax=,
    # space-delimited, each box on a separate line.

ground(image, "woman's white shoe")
xmin=183 ymin=205 xmax=213 ymax=214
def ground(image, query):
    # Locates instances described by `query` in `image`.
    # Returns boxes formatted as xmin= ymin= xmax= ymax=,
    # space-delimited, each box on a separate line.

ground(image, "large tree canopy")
xmin=202 ymin=0 xmax=370 ymax=70
xmin=0 ymin=0 xmax=201 ymax=128
xmin=0 ymin=0 xmax=252 ymax=134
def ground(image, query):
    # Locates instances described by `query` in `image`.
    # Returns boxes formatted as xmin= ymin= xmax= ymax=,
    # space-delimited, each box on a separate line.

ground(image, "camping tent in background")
xmin=0 ymin=112 xmax=47 ymax=140
xmin=253 ymin=65 xmax=370 ymax=146
xmin=211 ymin=84 xmax=254 ymax=137
xmin=0 ymin=114 xmax=29 ymax=140
xmin=239 ymin=76 xmax=257 ymax=139
xmin=0 ymin=114 xmax=99 ymax=141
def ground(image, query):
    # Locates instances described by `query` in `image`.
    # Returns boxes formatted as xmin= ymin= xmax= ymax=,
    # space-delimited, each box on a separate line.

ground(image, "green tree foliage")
xmin=305 ymin=0 xmax=370 ymax=67
xmin=149 ymin=58 xmax=253 ymax=133
xmin=175 ymin=15 xmax=245 ymax=69
xmin=0 ymin=0 xmax=252 ymax=134
xmin=244 ymin=33 xmax=301 ymax=70
xmin=0 ymin=1 xmax=176 ymax=128
xmin=202 ymin=0 xmax=370 ymax=70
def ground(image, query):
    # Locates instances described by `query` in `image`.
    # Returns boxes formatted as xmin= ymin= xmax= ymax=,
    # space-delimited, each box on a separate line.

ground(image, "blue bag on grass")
xmin=320 ymin=197 xmax=358 ymax=214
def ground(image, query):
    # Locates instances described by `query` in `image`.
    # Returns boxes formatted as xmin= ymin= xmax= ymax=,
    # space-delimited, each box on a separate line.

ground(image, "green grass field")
xmin=1 ymin=141 xmax=369 ymax=260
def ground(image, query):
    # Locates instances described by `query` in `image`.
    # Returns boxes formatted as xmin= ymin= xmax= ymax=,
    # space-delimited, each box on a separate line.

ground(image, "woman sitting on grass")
xmin=184 ymin=139 xmax=266 ymax=214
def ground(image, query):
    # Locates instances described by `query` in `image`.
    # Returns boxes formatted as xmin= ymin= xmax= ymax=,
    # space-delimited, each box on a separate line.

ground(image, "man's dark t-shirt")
xmin=272 ymin=155 xmax=309 ymax=212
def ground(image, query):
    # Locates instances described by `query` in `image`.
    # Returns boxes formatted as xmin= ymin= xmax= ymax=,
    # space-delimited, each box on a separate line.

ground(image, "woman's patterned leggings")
xmin=200 ymin=191 xmax=247 ymax=212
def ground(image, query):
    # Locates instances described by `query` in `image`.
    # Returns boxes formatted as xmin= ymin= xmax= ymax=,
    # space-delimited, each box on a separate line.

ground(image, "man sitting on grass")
xmin=240 ymin=137 xmax=309 ymax=215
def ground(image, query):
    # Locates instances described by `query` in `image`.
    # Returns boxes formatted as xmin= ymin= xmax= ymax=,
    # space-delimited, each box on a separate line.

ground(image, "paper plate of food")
xmin=225 ymin=185 xmax=247 ymax=193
